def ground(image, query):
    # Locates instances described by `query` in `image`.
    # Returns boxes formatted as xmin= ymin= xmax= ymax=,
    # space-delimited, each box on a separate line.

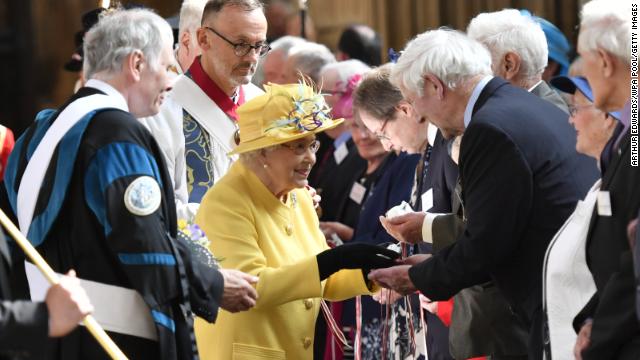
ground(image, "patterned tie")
xmin=410 ymin=144 xmax=433 ymax=211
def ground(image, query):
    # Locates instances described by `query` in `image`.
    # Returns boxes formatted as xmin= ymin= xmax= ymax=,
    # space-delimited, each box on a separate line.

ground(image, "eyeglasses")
xmin=280 ymin=139 xmax=321 ymax=155
xmin=375 ymin=118 xmax=391 ymax=141
xmin=568 ymin=104 xmax=595 ymax=117
xmin=204 ymin=26 xmax=271 ymax=57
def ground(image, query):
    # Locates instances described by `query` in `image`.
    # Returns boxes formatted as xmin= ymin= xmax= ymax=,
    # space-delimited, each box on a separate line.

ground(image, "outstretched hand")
xmin=316 ymin=243 xmax=400 ymax=280
xmin=335 ymin=243 xmax=401 ymax=270
xmin=379 ymin=212 xmax=425 ymax=244
xmin=368 ymin=265 xmax=417 ymax=296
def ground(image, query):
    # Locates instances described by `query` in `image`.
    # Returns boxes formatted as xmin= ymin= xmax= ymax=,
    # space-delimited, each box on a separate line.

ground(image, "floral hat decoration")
xmin=230 ymin=81 xmax=344 ymax=155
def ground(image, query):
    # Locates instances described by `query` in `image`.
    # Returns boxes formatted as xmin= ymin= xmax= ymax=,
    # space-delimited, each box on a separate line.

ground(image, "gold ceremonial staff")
xmin=0 ymin=209 xmax=128 ymax=360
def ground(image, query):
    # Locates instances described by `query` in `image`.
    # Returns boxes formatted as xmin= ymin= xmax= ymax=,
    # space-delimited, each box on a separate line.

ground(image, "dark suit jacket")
xmin=419 ymin=131 xmax=458 ymax=213
xmin=312 ymin=137 xmax=367 ymax=222
xmin=352 ymin=152 xmax=419 ymax=246
xmin=574 ymin=132 xmax=640 ymax=360
xmin=430 ymin=78 xmax=594 ymax=358
xmin=409 ymin=78 xmax=598 ymax=355
xmin=530 ymin=80 xmax=569 ymax=114
xmin=0 ymin=230 xmax=49 ymax=359
xmin=432 ymin=178 xmax=529 ymax=359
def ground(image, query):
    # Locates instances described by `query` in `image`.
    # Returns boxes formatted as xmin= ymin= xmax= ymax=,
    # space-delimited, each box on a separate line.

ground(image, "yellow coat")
xmin=194 ymin=161 xmax=373 ymax=360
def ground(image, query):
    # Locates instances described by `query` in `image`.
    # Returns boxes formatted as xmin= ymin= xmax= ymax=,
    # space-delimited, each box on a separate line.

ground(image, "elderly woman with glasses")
xmin=193 ymin=83 xmax=398 ymax=360
xmin=542 ymin=75 xmax=620 ymax=360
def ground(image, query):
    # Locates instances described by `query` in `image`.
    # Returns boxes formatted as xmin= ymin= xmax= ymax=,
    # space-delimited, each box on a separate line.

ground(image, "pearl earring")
xmin=263 ymin=163 xmax=268 ymax=169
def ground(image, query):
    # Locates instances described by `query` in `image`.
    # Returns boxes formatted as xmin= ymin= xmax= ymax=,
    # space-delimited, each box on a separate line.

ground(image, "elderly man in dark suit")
xmin=571 ymin=1 xmax=640 ymax=359
xmin=368 ymin=28 xmax=597 ymax=360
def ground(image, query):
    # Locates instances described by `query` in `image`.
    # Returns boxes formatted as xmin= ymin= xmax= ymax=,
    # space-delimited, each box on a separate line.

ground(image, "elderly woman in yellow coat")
xmin=194 ymin=83 xmax=399 ymax=359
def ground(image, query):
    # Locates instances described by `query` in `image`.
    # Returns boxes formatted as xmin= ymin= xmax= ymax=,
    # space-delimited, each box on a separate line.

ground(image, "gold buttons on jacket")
xmin=285 ymin=224 xmax=293 ymax=236
xmin=303 ymin=299 xmax=313 ymax=310
xmin=302 ymin=337 xmax=312 ymax=349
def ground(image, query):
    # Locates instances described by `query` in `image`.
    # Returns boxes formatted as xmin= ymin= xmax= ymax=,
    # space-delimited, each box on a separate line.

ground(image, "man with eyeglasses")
xmin=145 ymin=0 xmax=268 ymax=222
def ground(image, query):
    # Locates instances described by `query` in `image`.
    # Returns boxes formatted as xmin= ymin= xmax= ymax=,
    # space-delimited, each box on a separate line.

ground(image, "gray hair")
xmin=288 ymin=42 xmax=337 ymax=83
xmin=179 ymin=0 xmax=208 ymax=38
xmin=353 ymin=63 xmax=404 ymax=122
xmin=579 ymin=0 xmax=630 ymax=65
xmin=202 ymin=0 xmax=264 ymax=24
xmin=238 ymin=146 xmax=277 ymax=162
xmin=391 ymin=29 xmax=492 ymax=97
xmin=319 ymin=59 xmax=371 ymax=92
xmin=467 ymin=9 xmax=548 ymax=81
xmin=83 ymin=8 xmax=173 ymax=79
xmin=270 ymin=35 xmax=307 ymax=56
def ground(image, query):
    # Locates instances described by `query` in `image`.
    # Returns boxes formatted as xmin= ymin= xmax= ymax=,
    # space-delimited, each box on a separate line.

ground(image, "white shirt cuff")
xmin=422 ymin=212 xmax=445 ymax=244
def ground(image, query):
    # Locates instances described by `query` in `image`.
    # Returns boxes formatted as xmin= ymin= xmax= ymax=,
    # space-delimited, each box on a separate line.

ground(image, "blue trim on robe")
xmin=151 ymin=310 xmax=176 ymax=333
xmin=5 ymin=109 xmax=57 ymax=214
xmin=6 ymin=110 xmax=100 ymax=247
xmin=26 ymin=109 xmax=58 ymax=159
xmin=27 ymin=113 xmax=97 ymax=247
xmin=84 ymin=142 xmax=164 ymax=236
xmin=118 ymin=253 xmax=177 ymax=266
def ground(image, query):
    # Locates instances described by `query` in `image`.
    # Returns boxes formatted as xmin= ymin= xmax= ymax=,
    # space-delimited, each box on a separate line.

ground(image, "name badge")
xmin=334 ymin=143 xmax=348 ymax=165
xmin=421 ymin=188 xmax=434 ymax=211
xmin=597 ymin=191 xmax=612 ymax=217
xmin=349 ymin=182 xmax=367 ymax=205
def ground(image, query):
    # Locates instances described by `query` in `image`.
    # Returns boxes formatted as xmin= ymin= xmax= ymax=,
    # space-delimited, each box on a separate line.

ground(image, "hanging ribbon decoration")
xmin=0 ymin=209 xmax=128 ymax=359
xmin=354 ymin=296 xmax=362 ymax=360
xmin=380 ymin=242 xmax=419 ymax=357
xmin=321 ymin=300 xmax=352 ymax=352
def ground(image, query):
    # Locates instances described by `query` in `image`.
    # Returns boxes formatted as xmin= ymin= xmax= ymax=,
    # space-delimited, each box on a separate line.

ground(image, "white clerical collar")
xmin=463 ymin=75 xmax=493 ymax=129
xmin=528 ymin=80 xmax=543 ymax=92
xmin=84 ymin=79 xmax=129 ymax=112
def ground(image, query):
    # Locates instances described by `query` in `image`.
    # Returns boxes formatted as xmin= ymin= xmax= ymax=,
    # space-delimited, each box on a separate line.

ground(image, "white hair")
xmin=391 ymin=29 xmax=492 ymax=96
xmin=579 ymin=0 xmax=631 ymax=65
xmin=83 ymin=8 xmax=173 ymax=79
xmin=288 ymin=42 xmax=337 ymax=83
xmin=319 ymin=59 xmax=371 ymax=91
xmin=467 ymin=9 xmax=548 ymax=80
xmin=269 ymin=35 xmax=307 ymax=56
xmin=179 ymin=0 xmax=208 ymax=40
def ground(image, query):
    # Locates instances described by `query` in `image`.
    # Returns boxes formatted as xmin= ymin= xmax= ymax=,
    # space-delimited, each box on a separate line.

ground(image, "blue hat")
xmin=550 ymin=76 xmax=622 ymax=121
xmin=519 ymin=10 xmax=570 ymax=76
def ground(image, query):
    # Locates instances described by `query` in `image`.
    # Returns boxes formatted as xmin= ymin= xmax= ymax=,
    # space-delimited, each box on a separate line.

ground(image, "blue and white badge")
xmin=124 ymin=176 xmax=161 ymax=216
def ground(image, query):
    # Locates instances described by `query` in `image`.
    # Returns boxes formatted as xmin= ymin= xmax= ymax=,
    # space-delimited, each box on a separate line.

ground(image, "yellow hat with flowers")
xmin=230 ymin=82 xmax=344 ymax=155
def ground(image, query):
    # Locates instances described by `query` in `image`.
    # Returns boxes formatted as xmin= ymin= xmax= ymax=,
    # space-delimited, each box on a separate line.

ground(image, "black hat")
xmin=64 ymin=8 xmax=107 ymax=72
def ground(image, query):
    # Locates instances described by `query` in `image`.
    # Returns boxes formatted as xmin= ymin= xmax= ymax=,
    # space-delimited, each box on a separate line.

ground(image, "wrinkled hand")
xmin=219 ymin=269 xmax=259 ymax=313
xmin=368 ymin=265 xmax=417 ymax=296
xmin=306 ymin=185 xmax=321 ymax=209
xmin=400 ymin=254 xmax=432 ymax=266
xmin=379 ymin=212 xmax=425 ymax=244
xmin=372 ymin=288 xmax=403 ymax=304
xmin=46 ymin=270 xmax=94 ymax=337
xmin=319 ymin=221 xmax=354 ymax=242
xmin=574 ymin=320 xmax=592 ymax=360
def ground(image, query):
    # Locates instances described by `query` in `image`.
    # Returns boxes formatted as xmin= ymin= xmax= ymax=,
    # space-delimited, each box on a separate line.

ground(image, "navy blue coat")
xmin=409 ymin=77 xmax=599 ymax=358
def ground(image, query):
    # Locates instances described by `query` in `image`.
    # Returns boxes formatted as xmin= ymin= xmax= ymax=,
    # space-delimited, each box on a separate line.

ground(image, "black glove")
xmin=316 ymin=243 xmax=400 ymax=280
